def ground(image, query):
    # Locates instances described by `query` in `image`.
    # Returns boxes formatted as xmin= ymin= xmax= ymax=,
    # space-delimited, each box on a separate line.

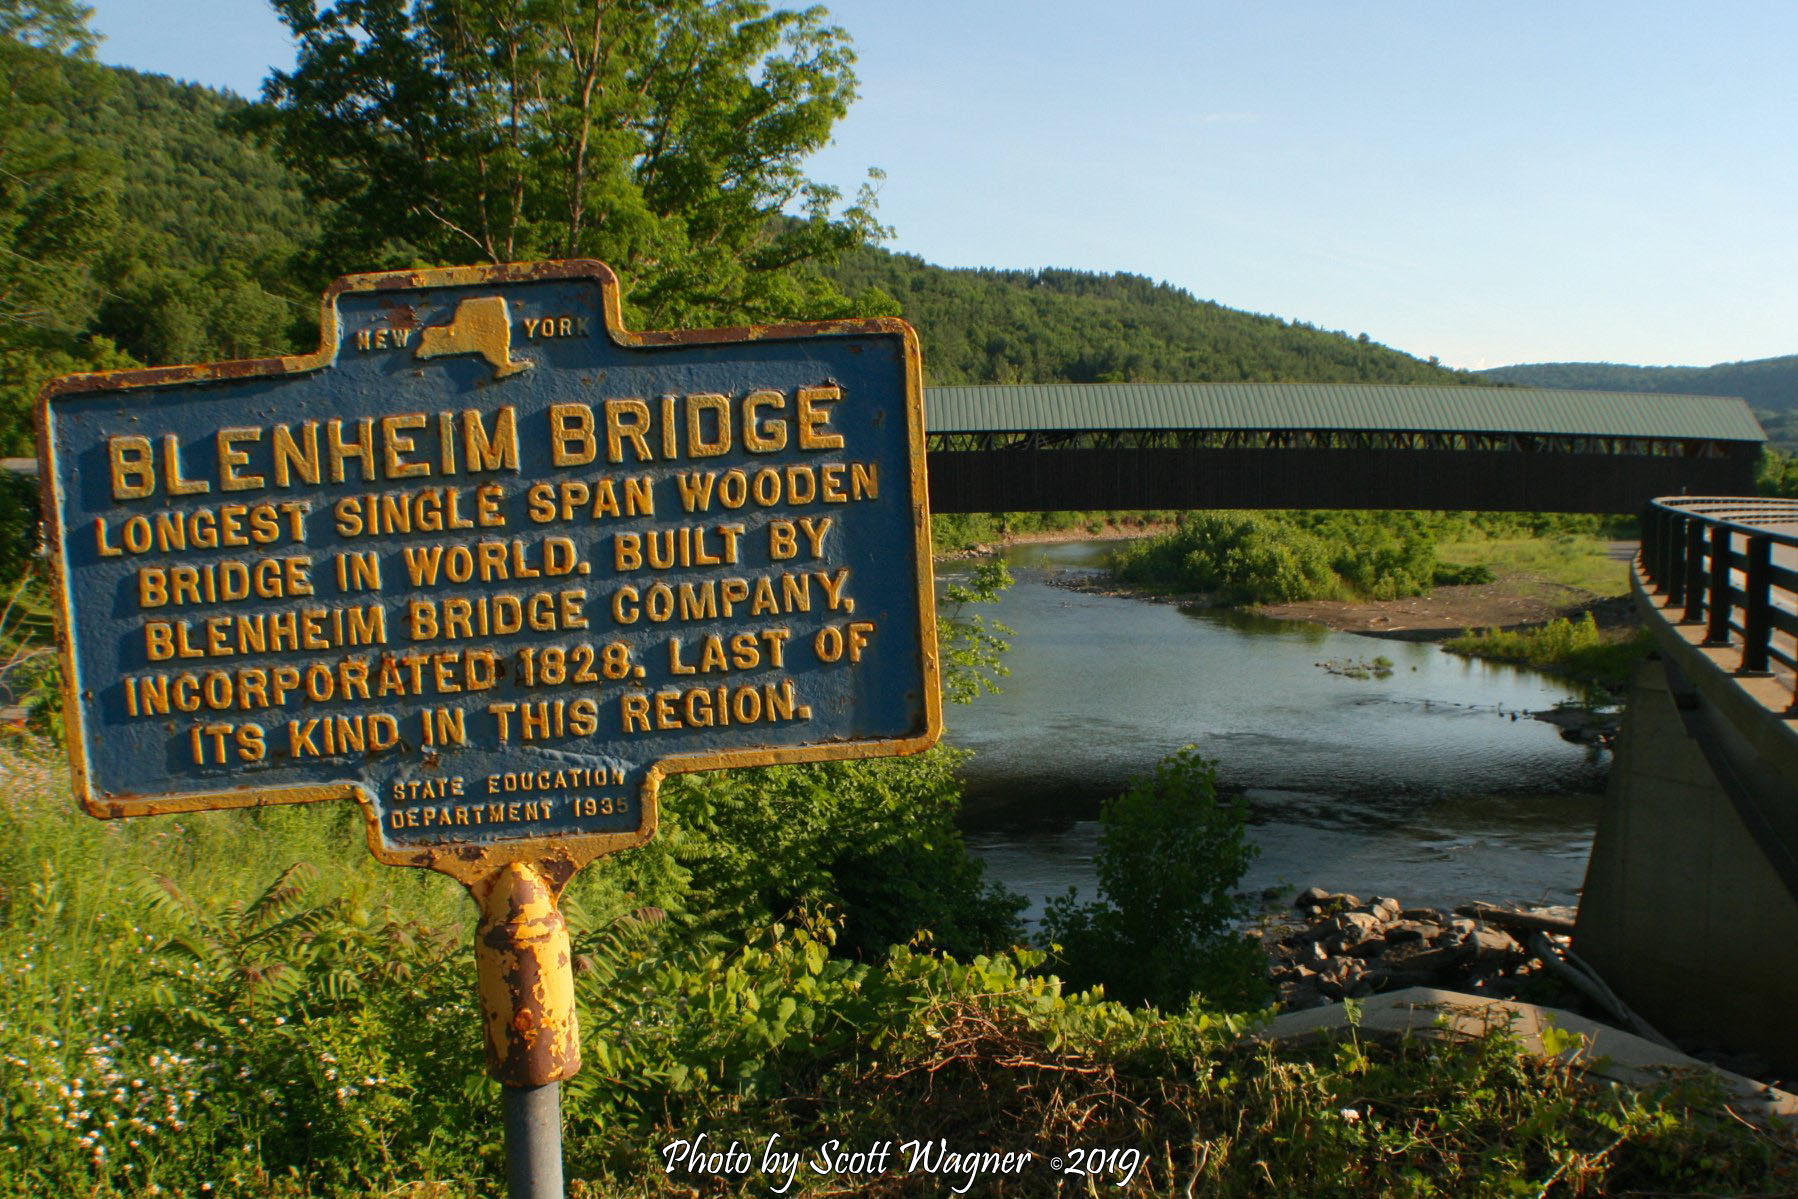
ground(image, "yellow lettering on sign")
xmin=795 ymin=385 xmax=844 ymax=450
xmin=619 ymin=681 xmax=808 ymax=734
xmin=768 ymin=516 xmax=831 ymax=560
xmin=185 ymin=721 xmax=266 ymax=765
xmin=400 ymin=537 xmax=582 ymax=586
xmin=94 ymin=501 xmax=309 ymax=557
xmin=406 ymin=589 xmax=587 ymax=641
xmin=287 ymin=713 xmax=401 ymax=759
xmin=144 ymin=603 xmax=388 ymax=661
xmin=382 ymin=413 xmax=430 ymax=479
xmin=332 ymin=485 xmax=507 ymax=537
xmin=524 ymin=477 xmax=654 ymax=523
xmin=555 ymin=386 xmax=852 ymax=466
xmin=612 ymin=525 xmax=744 ymax=571
xmin=609 ymin=569 xmax=847 ymax=626
xmin=107 ymin=435 xmax=155 ymax=500
xmin=487 ymin=698 xmax=600 ymax=743
xmin=216 ymin=428 xmax=265 ymax=491
xmin=672 ymin=463 xmax=878 ymax=513
xmin=101 ymin=412 xmax=521 ymax=502
xmin=136 ymin=556 xmax=314 ymax=609
xmin=667 ymin=628 xmax=791 ymax=676
xmin=125 ymin=651 xmax=500 ymax=718
xmin=549 ymin=402 xmax=595 ymax=467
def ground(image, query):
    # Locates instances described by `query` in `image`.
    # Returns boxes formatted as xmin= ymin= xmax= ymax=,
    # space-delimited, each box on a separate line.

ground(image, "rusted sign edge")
xmin=35 ymin=260 xmax=942 ymax=885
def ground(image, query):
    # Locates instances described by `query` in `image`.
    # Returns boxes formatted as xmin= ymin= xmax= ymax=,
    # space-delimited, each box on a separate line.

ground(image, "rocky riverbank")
xmin=1257 ymin=887 xmax=1794 ymax=1090
xmin=1254 ymin=887 xmax=1578 ymax=1012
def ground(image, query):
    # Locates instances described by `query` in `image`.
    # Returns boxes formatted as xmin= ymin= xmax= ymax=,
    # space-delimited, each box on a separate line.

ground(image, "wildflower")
xmin=1340 ymin=1108 xmax=1360 ymax=1123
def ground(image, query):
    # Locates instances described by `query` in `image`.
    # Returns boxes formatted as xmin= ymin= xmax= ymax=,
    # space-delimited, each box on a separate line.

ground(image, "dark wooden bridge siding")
xmin=925 ymin=443 xmax=1762 ymax=514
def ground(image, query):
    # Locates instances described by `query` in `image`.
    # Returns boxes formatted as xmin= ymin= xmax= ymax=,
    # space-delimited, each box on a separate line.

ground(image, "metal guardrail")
xmin=1639 ymin=496 xmax=1798 ymax=705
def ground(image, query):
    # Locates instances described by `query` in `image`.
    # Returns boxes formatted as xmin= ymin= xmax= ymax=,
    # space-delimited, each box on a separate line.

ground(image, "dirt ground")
xmin=1255 ymin=541 xmax=1641 ymax=640
xmin=991 ymin=531 xmax=1643 ymax=641
xmin=1254 ymin=585 xmax=1637 ymax=642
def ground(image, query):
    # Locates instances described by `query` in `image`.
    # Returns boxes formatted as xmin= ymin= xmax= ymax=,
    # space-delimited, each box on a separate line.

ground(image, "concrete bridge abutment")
xmin=1575 ymin=571 xmax=1798 ymax=1073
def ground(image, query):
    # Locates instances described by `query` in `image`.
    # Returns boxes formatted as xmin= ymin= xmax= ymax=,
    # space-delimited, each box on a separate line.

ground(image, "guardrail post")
xmin=1740 ymin=533 xmax=1773 ymax=676
xmin=1682 ymin=517 xmax=1706 ymax=624
xmin=1705 ymin=523 xmax=1733 ymax=645
xmin=1665 ymin=514 xmax=1686 ymax=607
xmin=1640 ymin=503 xmax=1660 ymax=588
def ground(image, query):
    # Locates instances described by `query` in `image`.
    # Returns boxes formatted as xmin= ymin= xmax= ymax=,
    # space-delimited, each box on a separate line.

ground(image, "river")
xmin=944 ymin=540 xmax=1609 ymax=922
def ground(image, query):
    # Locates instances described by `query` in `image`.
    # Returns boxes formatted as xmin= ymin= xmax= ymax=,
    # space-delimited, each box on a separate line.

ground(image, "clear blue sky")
xmin=86 ymin=0 xmax=1798 ymax=370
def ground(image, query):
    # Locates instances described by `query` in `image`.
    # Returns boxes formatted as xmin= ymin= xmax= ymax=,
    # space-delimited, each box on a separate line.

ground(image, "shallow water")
xmin=943 ymin=540 xmax=1608 ymax=921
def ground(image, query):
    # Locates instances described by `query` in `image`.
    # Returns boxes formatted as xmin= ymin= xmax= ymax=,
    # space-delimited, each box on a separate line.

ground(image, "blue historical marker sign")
xmin=37 ymin=261 xmax=940 ymax=879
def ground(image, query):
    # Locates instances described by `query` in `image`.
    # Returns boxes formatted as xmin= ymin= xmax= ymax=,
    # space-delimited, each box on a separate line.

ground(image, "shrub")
xmin=1109 ymin=511 xmax=1340 ymax=603
xmin=1444 ymin=612 xmax=1654 ymax=689
xmin=655 ymin=751 xmax=1025 ymax=962
xmin=1038 ymin=747 xmax=1266 ymax=1010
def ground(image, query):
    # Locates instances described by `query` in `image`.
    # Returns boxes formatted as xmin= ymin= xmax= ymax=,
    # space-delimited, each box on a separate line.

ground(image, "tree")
xmin=255 ymin=0 xmax=887 ymax=327
xmin=0 ymin=1 xmax=132 ymax=454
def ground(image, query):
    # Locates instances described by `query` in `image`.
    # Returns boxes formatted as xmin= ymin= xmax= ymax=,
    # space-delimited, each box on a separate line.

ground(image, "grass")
xmin=1444 ymin=613 xmax=1655 ymax=690
xmin=1435 ymin=533 xmax=1631 ymax=600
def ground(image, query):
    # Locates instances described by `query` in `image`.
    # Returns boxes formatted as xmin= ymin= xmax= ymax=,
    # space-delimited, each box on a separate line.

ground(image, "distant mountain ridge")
xmin=1479 ymin=356 xmax=1798 ymax=412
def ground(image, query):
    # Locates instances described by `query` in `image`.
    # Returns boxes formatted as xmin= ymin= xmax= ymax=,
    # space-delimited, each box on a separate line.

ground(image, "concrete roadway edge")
xmin=1253 ymin=986 xmax=1798 ymax=1122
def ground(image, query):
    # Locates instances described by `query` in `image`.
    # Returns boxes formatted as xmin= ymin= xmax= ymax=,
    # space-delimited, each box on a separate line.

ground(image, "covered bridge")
xmin=922 ymin=382 xmax=1766 ymax=514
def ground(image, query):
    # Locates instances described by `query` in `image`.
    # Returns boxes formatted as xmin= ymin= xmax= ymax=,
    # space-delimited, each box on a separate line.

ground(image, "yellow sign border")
xmin=35 ymin=259 xmax=942 ymax=885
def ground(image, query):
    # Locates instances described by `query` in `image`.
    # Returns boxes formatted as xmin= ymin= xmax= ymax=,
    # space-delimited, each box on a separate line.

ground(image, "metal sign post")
xmin=36 ymin=261 xmax=940 ymax=1194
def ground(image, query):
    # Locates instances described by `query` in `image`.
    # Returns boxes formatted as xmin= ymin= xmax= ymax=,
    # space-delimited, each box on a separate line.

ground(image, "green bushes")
xmin=653 ymin=750 xmax=1025 ymax=962
xmin=1108 ymin=509 xmax=1449 ymax=604
xmin=1108 ymin=512 xmax=1342 ymax=603
xmin=1759 ymin=446 xmax=1798 ymax=497
xmin=1039 ymin=748 xmax=1266 ymax=1011
xmin=1445 ymin=612 xmax=1655 ymax=688
xmin=1108 ymin=509 xmax=1627 ymax=605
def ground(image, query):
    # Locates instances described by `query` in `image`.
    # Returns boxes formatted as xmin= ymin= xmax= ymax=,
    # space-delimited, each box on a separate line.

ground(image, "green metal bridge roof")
xmin=922 ymin=382 xmax=1766 ymax=442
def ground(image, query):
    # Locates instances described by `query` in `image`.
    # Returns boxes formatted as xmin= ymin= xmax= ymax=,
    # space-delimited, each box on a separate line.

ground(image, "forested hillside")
xmin=60 ymin=66 xmax=318 ymax=366
xmin=0 ymin=53 xmax=312 ymax=456
xmin=827 ymin=250 xmax=1470 ymax=387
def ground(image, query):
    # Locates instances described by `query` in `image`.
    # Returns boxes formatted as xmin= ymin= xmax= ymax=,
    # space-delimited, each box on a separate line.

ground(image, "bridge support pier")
xmin=1576 ymin=655 xmax=1798 ymax=1074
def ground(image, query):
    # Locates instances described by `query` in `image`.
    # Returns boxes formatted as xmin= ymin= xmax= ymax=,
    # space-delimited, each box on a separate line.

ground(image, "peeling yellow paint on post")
xmin=473 ymin=863 xmax=581 ymax=1086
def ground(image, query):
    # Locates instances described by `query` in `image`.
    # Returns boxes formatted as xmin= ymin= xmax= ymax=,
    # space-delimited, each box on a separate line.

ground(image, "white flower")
xmin=1340 ymin=1108 xmax=1360 ymax=1123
